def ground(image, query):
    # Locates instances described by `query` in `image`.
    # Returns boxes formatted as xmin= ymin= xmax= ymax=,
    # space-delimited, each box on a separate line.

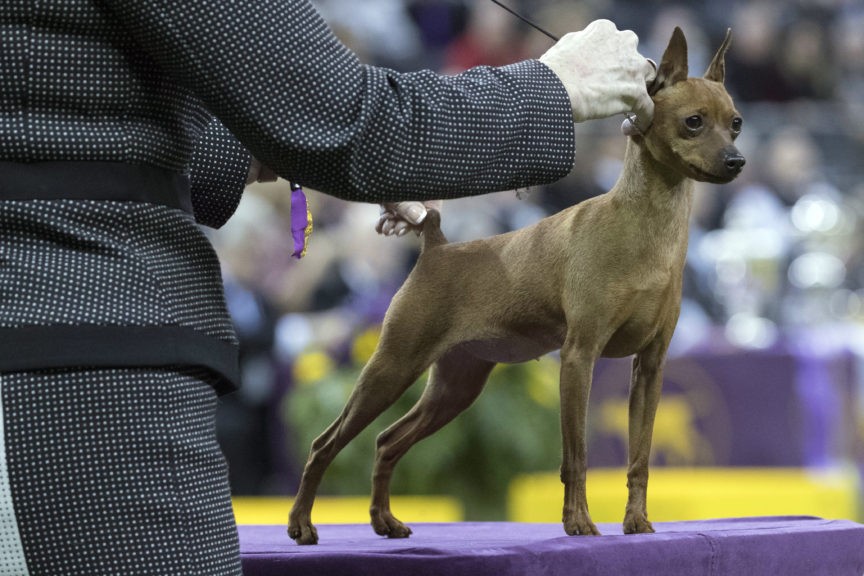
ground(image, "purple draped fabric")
xmin=239 ymin=517 xmax=864 ymax=576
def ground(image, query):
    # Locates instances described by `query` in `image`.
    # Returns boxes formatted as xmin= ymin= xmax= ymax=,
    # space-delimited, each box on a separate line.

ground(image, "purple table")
xmin=239 ymin=517 xmax=864 ymax=576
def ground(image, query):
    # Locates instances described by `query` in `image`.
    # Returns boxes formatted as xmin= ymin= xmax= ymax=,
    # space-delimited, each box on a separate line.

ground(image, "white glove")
xmin=376 ymin=200 xmax=443 ymax=237
xmin=539 ymin=19 xmax=656 ymax=130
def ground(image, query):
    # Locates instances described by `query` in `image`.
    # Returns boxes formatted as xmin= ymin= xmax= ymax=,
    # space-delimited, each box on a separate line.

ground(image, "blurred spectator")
xmin=314 ymin=0 xmax=425 ymax=69
xmin=725 ymin=2 xmax=799 ymax=102
xmin=831 ymin=5 xmax=864 ymax=125
xmin=217 ymin=273 xmax=280 ymax=494
xmin=440 ymin=0 xmax=530 ymax=72
xmin=406 ymin=0 xmax=472 ymax=69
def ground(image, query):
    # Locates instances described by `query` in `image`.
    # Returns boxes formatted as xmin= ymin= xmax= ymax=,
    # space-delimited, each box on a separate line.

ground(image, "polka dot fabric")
xmin=189 ymin=119 xmax=251 ymax=229
xmin=0 ymin=200 xmax=235 ymax=342
xmin=1 ymin=0 xmax=575 ymax=201
xmin=1 ymin=368 xmax=242 ymax=575
xmin=0 ymin=0 xmax=577 ymax=386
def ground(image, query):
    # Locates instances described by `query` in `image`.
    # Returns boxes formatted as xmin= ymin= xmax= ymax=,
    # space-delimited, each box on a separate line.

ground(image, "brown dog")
xmin=289 ymin=27 xmax=744 ymax=544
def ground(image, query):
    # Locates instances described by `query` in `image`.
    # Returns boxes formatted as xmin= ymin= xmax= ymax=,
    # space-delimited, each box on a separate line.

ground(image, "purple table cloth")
xmin=239 ymin=517 xmax=864 ymax=576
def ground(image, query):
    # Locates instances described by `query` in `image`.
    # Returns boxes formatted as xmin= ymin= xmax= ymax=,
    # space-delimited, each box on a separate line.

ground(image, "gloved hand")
xmin=539 ymin=19 xmax=656 ymax=130
xmin=376 ymin=200 xmax=443 ymax=237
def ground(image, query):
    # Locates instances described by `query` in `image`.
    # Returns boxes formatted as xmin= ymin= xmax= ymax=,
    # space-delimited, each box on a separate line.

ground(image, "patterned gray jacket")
xmin=0 ymin=0 xmax=575 ymax=393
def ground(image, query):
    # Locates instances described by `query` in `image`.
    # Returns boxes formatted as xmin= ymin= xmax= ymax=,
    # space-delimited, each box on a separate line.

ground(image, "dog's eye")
xmin=731 ymin=117 xmax=743 ymax=134
xmin=684 ymin=115 xmax=703 ymax=131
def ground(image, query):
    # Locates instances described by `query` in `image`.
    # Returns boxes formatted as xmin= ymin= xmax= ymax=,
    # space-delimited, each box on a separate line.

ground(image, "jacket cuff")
xmin=189 ymin=117 xmax=251 ymax=229
xmin=497 ymin=59 xmax=576 ymax=185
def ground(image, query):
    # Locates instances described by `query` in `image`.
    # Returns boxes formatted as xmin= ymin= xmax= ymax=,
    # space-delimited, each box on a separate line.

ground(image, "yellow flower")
xmin=526 ymin=356 xmax=560 ymax=408
xmin=293 ymin=350 xmax=334 ymax=387
xmin=351 ymin=326 xmax=382 ymax=365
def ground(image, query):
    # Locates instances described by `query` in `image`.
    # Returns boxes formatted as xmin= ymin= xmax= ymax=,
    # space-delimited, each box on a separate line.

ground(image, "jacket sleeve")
xmin=187 ymin=117 xmax=251 ymax=229
xmin=100 ymin=0 xmax=575 ymax=203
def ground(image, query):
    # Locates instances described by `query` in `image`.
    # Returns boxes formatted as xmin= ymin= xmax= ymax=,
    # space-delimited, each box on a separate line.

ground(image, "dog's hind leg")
xmin=369 ymin=347 xmax=495 ymax=538
xmin=623 ymin=333 xmax=671 ymax=535
xmin=288 ymin=350 xmax=431 ymax=545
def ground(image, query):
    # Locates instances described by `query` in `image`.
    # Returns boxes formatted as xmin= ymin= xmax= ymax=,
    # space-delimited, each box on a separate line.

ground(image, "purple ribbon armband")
xmin=290 ymin=182 xmax=313 ymax=259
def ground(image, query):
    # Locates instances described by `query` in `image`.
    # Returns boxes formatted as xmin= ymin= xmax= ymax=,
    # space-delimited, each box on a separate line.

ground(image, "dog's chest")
xmin=602 ymin=265 xmax=681 ymax=357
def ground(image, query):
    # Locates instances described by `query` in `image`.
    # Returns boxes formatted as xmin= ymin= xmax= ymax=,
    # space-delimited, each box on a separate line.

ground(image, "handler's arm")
xmin=100 ymin=0 xmax=576 ymax=202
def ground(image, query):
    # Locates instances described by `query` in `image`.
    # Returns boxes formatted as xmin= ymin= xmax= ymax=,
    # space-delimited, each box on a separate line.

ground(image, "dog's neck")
xmin=611 ymin=137 xmax=694 ymax=216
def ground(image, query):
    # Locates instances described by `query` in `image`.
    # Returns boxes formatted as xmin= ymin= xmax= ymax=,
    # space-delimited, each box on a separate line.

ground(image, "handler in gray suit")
xmin=0 ymin=1 xmax=654 ymax=574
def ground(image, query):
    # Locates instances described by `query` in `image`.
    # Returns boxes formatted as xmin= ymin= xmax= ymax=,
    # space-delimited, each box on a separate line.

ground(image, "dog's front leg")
xmin=559 ymin=339 xmax=601 ymax=536
xmin=623 ymin=335 xmax=671 ymax=534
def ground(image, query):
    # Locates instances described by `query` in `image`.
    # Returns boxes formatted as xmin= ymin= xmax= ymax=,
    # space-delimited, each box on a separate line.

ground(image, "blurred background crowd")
xmin=211 ymin=0 xmax=864 ymax=517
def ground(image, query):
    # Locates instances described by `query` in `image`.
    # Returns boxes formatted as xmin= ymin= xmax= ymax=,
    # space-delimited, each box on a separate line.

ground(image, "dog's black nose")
xmin=725 ymin=154 xmax=746 ymax=173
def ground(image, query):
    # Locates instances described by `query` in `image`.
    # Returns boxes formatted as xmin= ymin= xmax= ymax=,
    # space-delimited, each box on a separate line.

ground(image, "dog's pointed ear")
xmin=648 ymin=26 xmax=689 ymax=96
xmin=704 ymin=28 xmax=732 ymax=83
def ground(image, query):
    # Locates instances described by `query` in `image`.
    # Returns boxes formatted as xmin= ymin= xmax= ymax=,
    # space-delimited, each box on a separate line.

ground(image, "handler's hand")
xmin=376 ymin=200 xmax=443 ymax=237
xmin=246 ymin=157 xmax=278 ymax=185
xmin=539 ymin=19 xmax=656 ymax=130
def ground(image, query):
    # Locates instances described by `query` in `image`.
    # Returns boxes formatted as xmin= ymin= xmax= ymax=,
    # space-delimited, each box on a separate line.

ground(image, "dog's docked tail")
xmin=420 ymin=209 xmax=447 ymax=252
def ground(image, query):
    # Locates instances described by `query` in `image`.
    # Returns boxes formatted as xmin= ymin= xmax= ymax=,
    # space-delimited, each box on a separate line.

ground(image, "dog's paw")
xmin=623 ymin=513 xmax=655 ymax=535
xmin=371 ymin=509 xmax=413 ymax=539
xmin=288 ymin=519 xmax=319 ymax=545
xmin=563 ymin=516 xmax=601 ymax=536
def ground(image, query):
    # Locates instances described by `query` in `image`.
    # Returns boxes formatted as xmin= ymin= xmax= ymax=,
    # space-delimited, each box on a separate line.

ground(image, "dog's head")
xmin=639 ymin=27 xmax=745 ymax=184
